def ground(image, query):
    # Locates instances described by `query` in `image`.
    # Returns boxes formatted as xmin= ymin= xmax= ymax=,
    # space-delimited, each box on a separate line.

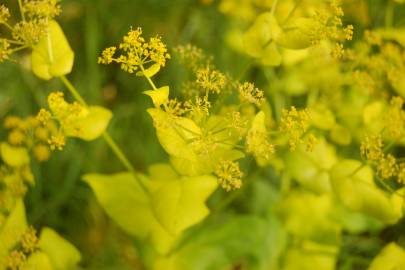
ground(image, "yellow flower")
xmin=238 ymin=82 xmax=264 ymax=107
xmin=48 ymin=133 xmax=66 ymax=151
xmin=99 ymin=27 xmax=170 ymax=74
xmin=215 ymin=160 xmax=243 ymax=191
xmin=280 ymin=106 xmax=311 ymax=151
xmin=196 ymin=67 xmax=227 ymax=94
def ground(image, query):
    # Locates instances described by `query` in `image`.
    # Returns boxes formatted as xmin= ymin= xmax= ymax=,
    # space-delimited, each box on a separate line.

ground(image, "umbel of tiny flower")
xmin=238 ymin=82 xmax=264 ymax=107
xmin=36 ymin=91 xmax=89 ymax=151
xmin=279 ymin=106 xmax=311 ymax=151
xmin=98 ymin=27 xmax=171 ymax=74
xmin=0 ymin=1 xmax=61 ymax=62
xmin=3 ymin=115 xmax=52 ymax=162
xmin=309 ymin=0 xmax=354 ymax=59
xmin=360 ymin=134 xmax=403 ymax=183
xmin=215 ymin=160 xmax=243 ymax=191
xmin=196 ymin=66 xmax=227 ymax=94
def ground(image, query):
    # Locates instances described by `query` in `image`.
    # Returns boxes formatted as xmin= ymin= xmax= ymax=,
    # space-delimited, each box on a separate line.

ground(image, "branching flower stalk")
xmin=59 ymin=75 xmax=148 ymax=194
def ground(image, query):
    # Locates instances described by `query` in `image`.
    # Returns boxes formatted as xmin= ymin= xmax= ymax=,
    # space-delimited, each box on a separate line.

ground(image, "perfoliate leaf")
xmin=39 ymin=228 xmax=81 ymax=270
xmin=243 ymin=12 xmax=283 ymax=66
xmin=368 ymin=242 xmax=405 ymax=270
xmin=276 ymin=191 xmax=341 ymax=245
xmin=31 ymin=20 xmax=74 ymax=80
xmin=154 ymin=215 xmax=286 ymax=270
xmin=143 ymin=86 xmax=170 ymax=107
xmin=0 ymin=200 xmax=27 ymax=259
xmin=0 ymin=143 xmax=30 ymax=167
xmin=64 ymin=106 xmax=112 ymax=141
xmin=83 ymin=172 xmax=177 ymax=254
xmin=149 ymin=109 xmax=243 ymax=176
xmin=136 ymin=63 xmax=161 ymax=78
xmin=147 ymin=108 xmax=200 ymax=158
xmin=149 ymin=164 xmax=218 ymax=235
xmin=330 ymin=160 xmax=404 ymax=224
xmin=260 ymin=42 xmax=282 ymax=66
xmin=285 ymin=138 xmax=337 ymax=194
xmin=277 ymin=18 xmax=314 ymax=50
xmin=84 ymin=168 xmax=217 ymax=255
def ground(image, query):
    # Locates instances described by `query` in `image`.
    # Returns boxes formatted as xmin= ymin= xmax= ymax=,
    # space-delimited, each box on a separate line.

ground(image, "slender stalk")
xmin=18 ymin=0 xmax=25 ymax=21
xmin=60 ymin=76 xmax=87 ymax=105
xmin=271 ymin=0 xmax=279 ymax=16
xmin=140 ymin=65 xmax=158 ymax=90
xmin=385 ymin=1 xmax=395 ymax=28
xmin=59 ymin=76 xmax=149 ymax=194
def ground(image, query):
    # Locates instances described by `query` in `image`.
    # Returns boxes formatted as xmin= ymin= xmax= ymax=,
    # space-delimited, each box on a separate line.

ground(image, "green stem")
xmin=59 ymin=76 xmax=149 ymax=194
xmin=140 ymin=65 xmax=158 ymax=90
xmin=18 ymin=0 xmax=25 ymax=21
xmin=271 ymin=0 xmax=279 ymax=16
xmin=385 ymin=1 xmax=394 ymax=28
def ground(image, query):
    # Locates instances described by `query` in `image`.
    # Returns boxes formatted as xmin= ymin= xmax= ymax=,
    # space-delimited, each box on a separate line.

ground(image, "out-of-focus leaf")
xmin=282 ymin=241 xmax=338 ymax=270
xmin=276 ymin=191 xmax=341 ymax=245
xmin=0 ymin=200 xmax=27 ymax=259
xmin=154 ymin=215 xmax=286 ymax=270
xmin=330 ymin=160 xmax=404 ymax=224
xmin=243 ymin=12 xmax=283 ymax=66
xmin=278 ymin=18 xmax=313 ymax=50
xmin=21 ymin=252 xmax=53 ymax=270
xmin=39 ymin=228 xmax=81 ymax=270
xmin=64 ymin=106 xmax=112 ymax=141
xmin=0 ymin=143 xmax=30 ymax=167
xmin=31 ymin=21 xmax=74 ymax=80
xmin=285 ymin=138 xmax=337 ymax=194
xmin=368 ymin=242 xmax=405 ymax=270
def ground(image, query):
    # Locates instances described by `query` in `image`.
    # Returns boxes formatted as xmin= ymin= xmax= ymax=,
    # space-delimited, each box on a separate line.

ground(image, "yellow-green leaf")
xmin=0 ymin=200 xmax=27 ymax=259
xmin=83 ymin=172 xmax=175 ymax=254
xmin=39 ymin=228 xmax=81 ymax=270
xmin=136 ymin=63 xmax=161 ymax=78
xmin=21 ymin=252 xmax=53 ymax=270
xmin=64 ymin=106 xmax=112 ymax=141
xmin=0 ymin=143 xmax=30 ymax=167
xmin=31 ymin=20 xmax=74 ymax=80
xmin=149 ymin=164 xmax=218 ymax=235
xmin=330 ymin=160 xmax=404 ymax=224
xmin=368 ymin=242 xmax=405 ymax=270
xmin=243 ymin=12 xmax=282 ymax=66
xmin=143 ymin=86 xmax=170 ymax=107
xmin=278 ymin=18 xmax=314 ymax=50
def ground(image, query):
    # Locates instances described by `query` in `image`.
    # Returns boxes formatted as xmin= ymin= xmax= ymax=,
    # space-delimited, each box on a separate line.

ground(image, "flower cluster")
xmin=196 ymin=67 xmax=227 ymax=94
xmin=0 ymin=0 xmax=61 ymax=61
xmin=360 ymin=134 xmax=405 ymax=184
xmin=2 ymin=226 xmax=39 ymax=270
xmin=3 ymin=115 xmax=54 ymax=162
xmin=98 ymin=27 xmax=171 ymax=74
xmin=238 ymin=82 xmax=264 ymax=107
xmin=279 ymin=106 xmax=312 ymax=151
xmin=215 ymin=160 xmax=243 ymax=191
xmin=36 ymin=91 xmax=88 ymax=151
xmin=309 ymin=1 xmax=354 ymax=58
xmin=384 ymin=97 xmax=405 ymax=140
